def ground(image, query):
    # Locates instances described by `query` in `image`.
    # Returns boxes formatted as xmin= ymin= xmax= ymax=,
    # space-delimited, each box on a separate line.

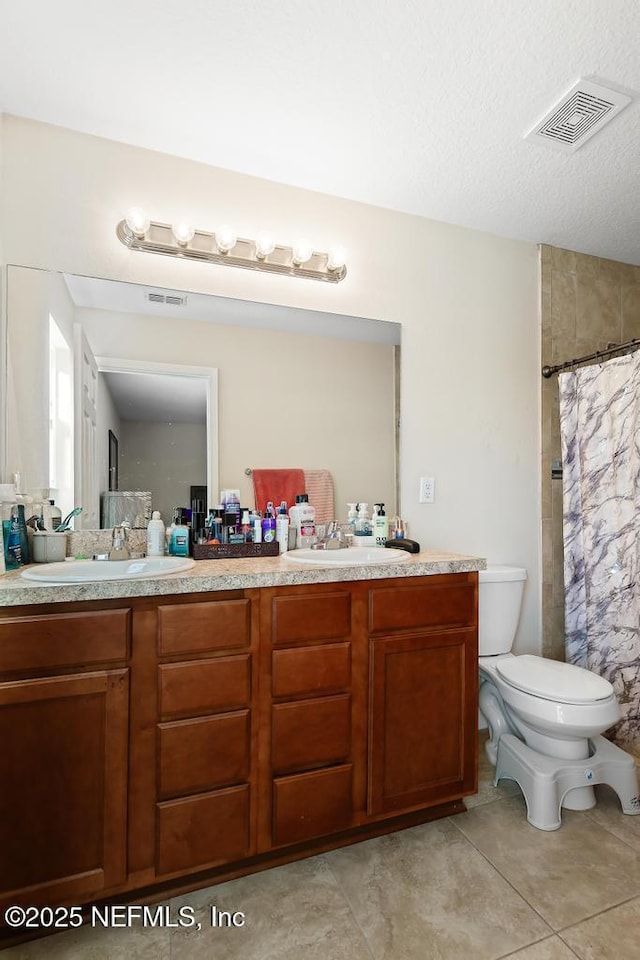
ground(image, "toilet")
xmin=478 ymin=565 xmax=640 ymax=830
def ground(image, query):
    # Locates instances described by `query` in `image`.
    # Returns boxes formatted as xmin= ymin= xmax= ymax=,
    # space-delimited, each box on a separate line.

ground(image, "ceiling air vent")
xmin=524 ymin=78 xmax=632 ymax=152
xmin=146 ymin=292 xmax=187 ymax=306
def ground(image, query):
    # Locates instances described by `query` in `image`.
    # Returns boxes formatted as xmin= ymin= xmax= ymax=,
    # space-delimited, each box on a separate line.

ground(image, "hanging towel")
xmin=251 ymin=469 xmax=306 ymax=514
xmin=304 ymin=469 xmax=335 ymax=525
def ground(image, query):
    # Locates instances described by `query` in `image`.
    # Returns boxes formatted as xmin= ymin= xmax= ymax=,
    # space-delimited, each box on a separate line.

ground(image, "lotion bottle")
xmin=146 ymin=510 xmax=166 ymax=556
xmin=373 ymin=503 xmax=389 ymax=546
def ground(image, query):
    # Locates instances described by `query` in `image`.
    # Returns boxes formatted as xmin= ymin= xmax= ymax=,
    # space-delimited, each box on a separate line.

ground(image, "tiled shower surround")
xmin=540 ymin=244 xmax=640 ymax=660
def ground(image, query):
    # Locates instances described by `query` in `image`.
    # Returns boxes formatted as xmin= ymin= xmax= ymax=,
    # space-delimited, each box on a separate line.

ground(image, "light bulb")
xmin=125 ymin=207 xmax=150 ymax=238
xmin=171 ymin=222 xmax=195 ymax=246
xmin=215 ymin=226 xmax=237 ymax=253
xmin=327 ymin=246 xmax=346 ymax=271
xmin=255 ymin=235 xmax=275 ymax=260
xmin=292 ymin=241 xmax=313 ymax=266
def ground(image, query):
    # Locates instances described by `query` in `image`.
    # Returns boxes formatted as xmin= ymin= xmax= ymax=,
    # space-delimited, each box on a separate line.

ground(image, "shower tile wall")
xmin=540 ymin=245 xmax=640 ymax=660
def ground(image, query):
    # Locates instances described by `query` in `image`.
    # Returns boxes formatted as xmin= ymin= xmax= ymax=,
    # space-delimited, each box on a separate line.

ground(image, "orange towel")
xmin=304 ymin=469 xmax=335 ymax=525
xmin=251 ymin=469 xmax=306 ymax=514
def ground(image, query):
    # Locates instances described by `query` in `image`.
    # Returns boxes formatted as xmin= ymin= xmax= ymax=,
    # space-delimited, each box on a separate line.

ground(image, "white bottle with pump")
xmin=146 ymin=511 xmax=166 ymax=557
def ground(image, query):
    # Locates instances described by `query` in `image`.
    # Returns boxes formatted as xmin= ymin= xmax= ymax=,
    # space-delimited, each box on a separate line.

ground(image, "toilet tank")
xmin=478 ymin=565 xmax=527 ymax=656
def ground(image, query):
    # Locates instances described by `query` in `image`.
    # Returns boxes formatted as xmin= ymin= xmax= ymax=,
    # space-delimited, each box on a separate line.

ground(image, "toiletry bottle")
xmin=356 ymin=503 xmax=371 ymax=536
xmin=0 ymin=521 xmax=5 ymax=575
xmin=373 ymin=503 xmax=389 ymax=547
xmin=251 ymin=510 xmax=262 ymax=543
xmin=146 ymin=510 xmax=166 ymax=557
xmin=16 ymin=504 xmax=30 ymax=564
xmin=169 ymin=510 xmax=190 ymax=557
xmin=261 ymin=502 xmax=277 ymax=543
xmin=241 ymin=510 xmax=253 ymax=543
xmin=5 ymin=507 xmax=22 ymax=568
xmin=289 ymin=494 xmax=316 ymax=548
xmin=276 ymin=508 xmax=290 ymax=555
xmin=347 ymin=503 xmax=358 ymax=533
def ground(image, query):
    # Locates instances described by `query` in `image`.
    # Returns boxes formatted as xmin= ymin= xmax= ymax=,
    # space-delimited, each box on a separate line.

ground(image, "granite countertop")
xmin=0 ymin=550 xmax=486 ymax=607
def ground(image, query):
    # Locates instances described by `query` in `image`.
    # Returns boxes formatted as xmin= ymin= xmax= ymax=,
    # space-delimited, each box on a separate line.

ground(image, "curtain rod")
xmin=541 ymin=338 xmax=640 ymax=378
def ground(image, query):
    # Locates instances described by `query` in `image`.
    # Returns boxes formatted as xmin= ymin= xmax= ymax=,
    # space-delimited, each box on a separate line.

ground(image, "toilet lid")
xmin=495 ymin=655 xmax=613 ymax=704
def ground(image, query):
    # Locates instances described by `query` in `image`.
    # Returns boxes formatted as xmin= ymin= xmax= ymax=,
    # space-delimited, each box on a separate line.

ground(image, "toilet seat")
xmin=495 ymin=655 xmax=613 ymax=705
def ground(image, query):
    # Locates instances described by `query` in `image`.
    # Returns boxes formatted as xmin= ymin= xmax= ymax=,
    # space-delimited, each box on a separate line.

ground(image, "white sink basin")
xmin=21 ymin=556 xmax=196 ymax=583
xmin=284 ymin=547 xmax=411 ymax=566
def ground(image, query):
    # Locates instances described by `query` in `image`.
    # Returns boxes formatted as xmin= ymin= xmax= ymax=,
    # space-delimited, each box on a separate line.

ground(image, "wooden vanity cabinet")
xmin=366 ymin=575 xmax=478 ymax=815
xmin=0 ymin=608 xmax=130 ymax=911
xmin=259 ymin=585 xmax=362 ymax=849
xmin=0 ymin=571 xmax=477 ymax=923
xmin=153 ymin=596 xmax=258 ymax=880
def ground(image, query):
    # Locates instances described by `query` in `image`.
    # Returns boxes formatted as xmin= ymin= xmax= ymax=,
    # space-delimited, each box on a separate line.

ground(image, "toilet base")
xmin=494 ymin=733 xmax=640 ymax=831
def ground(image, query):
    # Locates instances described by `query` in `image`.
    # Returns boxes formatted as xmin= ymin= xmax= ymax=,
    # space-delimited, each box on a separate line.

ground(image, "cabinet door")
xmin=0 ymin=669 xmax=129 ymax=908
xmin=368 ymin=630 xmax=477 ymax=816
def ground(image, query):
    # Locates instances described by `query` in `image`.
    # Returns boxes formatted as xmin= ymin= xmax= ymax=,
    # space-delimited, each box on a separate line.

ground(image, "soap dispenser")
xmin=355 ymin=503 xmax=371 ymax=536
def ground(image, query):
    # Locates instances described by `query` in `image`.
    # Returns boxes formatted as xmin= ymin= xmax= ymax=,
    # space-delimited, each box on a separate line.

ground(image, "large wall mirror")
xmin=3 ymin=265 xmax=401 ymax=530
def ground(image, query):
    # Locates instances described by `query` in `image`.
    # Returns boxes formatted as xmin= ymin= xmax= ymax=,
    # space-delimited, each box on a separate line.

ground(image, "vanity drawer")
xmin=158 ymin=599 xmax=250 ymax=657
xmin=368 ymin=575 xmax=477 ymax=634
xmin=272 ymin=643 xmax=351 ymax=698
xmin=158 ymin=655 xmax=251 ymax=720
xmin=271 ymin=592 xmax=351 ymax=646
xmin=272 ymin=764 xmax=353 ymax=846
xmin=157 ymin=785 xmax=250 ymax=876
xmin=158 ymin=710 xmax=250 ymax=799
xmin=0 ymin=609 xmax=130 ymax=674
xmin=271 ymin=695 xmax=351 ymax=773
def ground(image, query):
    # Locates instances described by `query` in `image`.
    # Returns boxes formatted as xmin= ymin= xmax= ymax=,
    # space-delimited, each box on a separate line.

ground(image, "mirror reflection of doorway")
xmin=108 ymin=430 xmax=118 ymax=491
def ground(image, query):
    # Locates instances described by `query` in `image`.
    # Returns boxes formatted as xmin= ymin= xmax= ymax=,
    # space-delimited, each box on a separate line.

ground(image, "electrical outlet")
xmin=419 ymin=476 xmax=435 ymax=503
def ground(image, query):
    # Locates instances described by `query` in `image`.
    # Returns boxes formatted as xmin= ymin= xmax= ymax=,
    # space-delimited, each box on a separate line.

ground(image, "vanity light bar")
xmin=116 ymin=214 xmax=347 ymax=283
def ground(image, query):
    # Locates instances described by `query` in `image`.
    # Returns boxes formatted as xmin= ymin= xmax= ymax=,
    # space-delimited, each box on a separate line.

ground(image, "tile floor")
xmin=5 ymin=734 xmax=640 ymax=959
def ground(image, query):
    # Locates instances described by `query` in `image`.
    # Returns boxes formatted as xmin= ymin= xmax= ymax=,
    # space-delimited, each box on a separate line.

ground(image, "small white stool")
xmin=494 ymin=733 xmax=640 ymax=831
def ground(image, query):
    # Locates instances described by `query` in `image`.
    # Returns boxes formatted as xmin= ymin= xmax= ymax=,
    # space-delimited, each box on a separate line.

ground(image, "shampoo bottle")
xmin=146 ymin=511 xmax=166 ymax=557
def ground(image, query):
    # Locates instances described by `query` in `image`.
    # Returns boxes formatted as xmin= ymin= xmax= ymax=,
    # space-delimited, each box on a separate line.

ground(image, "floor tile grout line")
xmin=582 ymin=804 xmax=640 ymax=852
xmin=319 ymin=853 xmax=378 ymax=960
xmin=450 ymin=806 xmax=640 ymax=942
xmin=495 ymin=932 xmax=583 ymax=960
xmin=447 ymin=812 xmax=556 ymax=936
xmin=554 ymin=889 xmax=640 ymax=936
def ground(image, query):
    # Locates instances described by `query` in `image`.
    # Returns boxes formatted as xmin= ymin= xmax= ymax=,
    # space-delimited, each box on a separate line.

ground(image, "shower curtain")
xmin=559 ymin=350 xmax=640 ymax=756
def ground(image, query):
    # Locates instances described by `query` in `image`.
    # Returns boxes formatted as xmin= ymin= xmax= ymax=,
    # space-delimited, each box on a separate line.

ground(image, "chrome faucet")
xmin=109 ymin=525 xmax=131 ymax=560
xmin=311 ymin=520 xmax=350 ymax=550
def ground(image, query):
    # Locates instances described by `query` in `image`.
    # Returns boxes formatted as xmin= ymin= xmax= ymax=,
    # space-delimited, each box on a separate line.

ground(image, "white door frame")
xmin=95 ymin=356 xmax=219 ymax=514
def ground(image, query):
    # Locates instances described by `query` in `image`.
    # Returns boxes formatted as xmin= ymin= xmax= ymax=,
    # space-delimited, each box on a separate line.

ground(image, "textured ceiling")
xmin=1 ymin=0 xmax=639 ymax=263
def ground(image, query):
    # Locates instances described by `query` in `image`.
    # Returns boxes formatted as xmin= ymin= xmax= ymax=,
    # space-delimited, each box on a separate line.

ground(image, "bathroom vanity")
xmin=0 ymin=552 xmax=482 ymax=920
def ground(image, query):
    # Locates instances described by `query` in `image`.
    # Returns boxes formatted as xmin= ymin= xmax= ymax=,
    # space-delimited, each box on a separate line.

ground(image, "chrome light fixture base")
xmin=116 ymin=219 xmax=347 ymax=283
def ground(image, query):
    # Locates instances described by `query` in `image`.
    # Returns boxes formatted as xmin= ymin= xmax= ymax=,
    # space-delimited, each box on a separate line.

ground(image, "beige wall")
xmin=540 ymin=244 xmax=640 ymax=659
xmin=0 ymin=115 xmax=542 ymax=652
xmin=79 ymin=306 xmax=397 ymax=514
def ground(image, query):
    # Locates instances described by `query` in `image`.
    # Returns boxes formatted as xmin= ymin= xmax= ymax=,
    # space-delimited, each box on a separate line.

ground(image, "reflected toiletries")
xmin=168 ymin=509 xmax=190 ymax=557
xmin=261 ymin=502 xmax=276 ymax=543
xmin=276 ymin=502 xmax=289 ymax=555
xmin=146 ymin=511 xmax=166 ymax=556
xmin=289 ymin=494 xmax=316 ymax=548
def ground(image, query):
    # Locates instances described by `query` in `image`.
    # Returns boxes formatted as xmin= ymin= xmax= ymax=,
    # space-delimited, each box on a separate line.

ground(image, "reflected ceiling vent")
xmin=146 ymin=291 xmax=187 ymax=306
xmin=524 ymin=78 xmax=632 ymax=152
